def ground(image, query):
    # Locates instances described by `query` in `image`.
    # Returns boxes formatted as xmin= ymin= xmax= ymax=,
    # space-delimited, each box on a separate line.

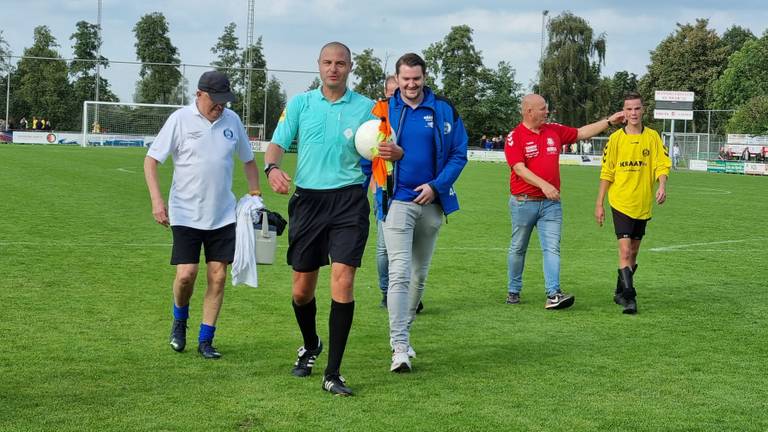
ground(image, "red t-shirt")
xmin=504 ymin=122 xmax=578 ymax=196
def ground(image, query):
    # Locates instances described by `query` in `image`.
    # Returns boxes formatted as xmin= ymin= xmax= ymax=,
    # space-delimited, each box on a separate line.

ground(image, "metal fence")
xmin=0 ymin=55 xmax=318 ymax=139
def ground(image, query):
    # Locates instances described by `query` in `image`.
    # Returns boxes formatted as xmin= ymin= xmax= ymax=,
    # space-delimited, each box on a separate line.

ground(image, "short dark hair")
xmin=624 ymin=91 xmax=643 ymax=103
xmin=395 ymin=53 xmax=427 ymax=75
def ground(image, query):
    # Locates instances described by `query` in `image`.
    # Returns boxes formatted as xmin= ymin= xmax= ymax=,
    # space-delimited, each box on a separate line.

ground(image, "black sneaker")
xmin=380 ymin=293 xmax=388 ymax=309
xmin=291 ymin=339 xmax=323 ymax=377
xmin=505 ymin=293 xmax=520 ymax=304
xmin=416 ymin=301 xmax=424 ymax=314
xmin=623 ymin=298 xmax=638 ymax=315
xmin=197 ymin=341 xmax=222 ymax=359
xmin=545 ymin=292 xmax=575 ymax=310
xmin=169 ymin=319 xmax=187 ymax=352
xmin=322 ymin=374 xmax=353 ymax=396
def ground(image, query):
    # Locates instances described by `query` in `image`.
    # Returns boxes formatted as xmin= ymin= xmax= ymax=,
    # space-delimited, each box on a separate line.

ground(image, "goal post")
xmin=81 ymin=100 xmax=184 ymax=147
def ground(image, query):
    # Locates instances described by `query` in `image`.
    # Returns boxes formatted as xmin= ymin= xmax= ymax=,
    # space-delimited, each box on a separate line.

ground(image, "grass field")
xmin=1 ymin=144 xmax=766 ymax=431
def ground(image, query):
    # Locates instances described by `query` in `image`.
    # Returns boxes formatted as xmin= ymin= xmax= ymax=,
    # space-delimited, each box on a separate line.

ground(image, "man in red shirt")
xmin=504 ymin=94 xmax=624 ymax=309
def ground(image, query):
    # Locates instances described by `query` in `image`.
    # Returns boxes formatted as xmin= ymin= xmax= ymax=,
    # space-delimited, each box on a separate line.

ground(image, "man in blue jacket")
xmin=372 ymin=52 xmax=468 ymax=373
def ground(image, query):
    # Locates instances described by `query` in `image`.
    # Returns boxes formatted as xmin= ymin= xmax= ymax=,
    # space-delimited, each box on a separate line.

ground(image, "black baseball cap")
xmin=198 ymin=70 xmax=236 ymax=104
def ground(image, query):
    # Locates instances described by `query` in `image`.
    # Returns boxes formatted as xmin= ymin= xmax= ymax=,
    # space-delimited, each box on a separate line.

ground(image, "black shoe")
xmin=197 ymin=341 xmax=222 ymax=359
xmin=505 ymin=292 xmax=520 ymax=304
xmin=291 ymin=339 xmax=323 ymax=377
xmin=623 ymin=298 xmax=638 ymax=314
xmin=169 ymin=319 xmax=187 ymax=352
xmin=614 ymin=270 xmax=625 ymax=306
xmin=416 ymin=301 xmax=424 ymax=314
xmin=322 ymin=374 xmax=353 ymax=396
xmin=380 ymin=293 xmax=388 ymax=309
xmin=545 ymin=292 xmax=575 ymax=310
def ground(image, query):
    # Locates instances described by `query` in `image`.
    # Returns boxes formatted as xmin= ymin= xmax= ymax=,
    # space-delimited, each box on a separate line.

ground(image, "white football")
xmin=354 ymin=119 xmax=382 ymax=161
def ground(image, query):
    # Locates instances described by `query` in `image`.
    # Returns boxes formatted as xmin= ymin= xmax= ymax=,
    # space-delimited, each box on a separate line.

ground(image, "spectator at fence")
xmin=718 ymin=147 xmax=728 ymax=160
xmin=19 ymin=117 xmax=28 ymax=130
xmin=672 ymin=144 xmax=681 ymax=169
xmin=91 ymin=121 xmax=101 ymax=133
xmin=44 ymin=119 xmax=52 ymax=131
xmin=741 ymin=147 xmax=750 ymax=161
xmin=31 ymin=116 xmax=39 ymax=130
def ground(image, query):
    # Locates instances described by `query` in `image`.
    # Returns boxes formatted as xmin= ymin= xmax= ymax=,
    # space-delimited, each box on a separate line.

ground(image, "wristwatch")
xmin=264 ymin=163 xmax=279 ymax=177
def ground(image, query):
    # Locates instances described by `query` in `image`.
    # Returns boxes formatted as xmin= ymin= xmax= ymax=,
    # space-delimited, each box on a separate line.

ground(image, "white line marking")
xmin=116 ymin=168 xmax=136 ymax=173
xmin=649 ymin=238 xmax=767 ymax=252
xmin=1 ymin=241 xmax=762 ymax=254
xmin=674 ymin=186 xmax=732 ymax=195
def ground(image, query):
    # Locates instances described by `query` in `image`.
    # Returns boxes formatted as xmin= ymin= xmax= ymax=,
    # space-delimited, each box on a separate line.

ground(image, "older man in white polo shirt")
xmin=144 ymin=70 xmax=261 ymax=359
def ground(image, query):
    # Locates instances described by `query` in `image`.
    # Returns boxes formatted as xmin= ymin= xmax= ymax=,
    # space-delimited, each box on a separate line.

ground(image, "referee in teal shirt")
xmin=264 ymin=42 xmax=375 ymax=397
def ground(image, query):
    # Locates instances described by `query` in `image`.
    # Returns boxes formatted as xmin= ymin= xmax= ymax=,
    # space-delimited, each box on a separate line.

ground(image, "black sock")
xmin=292 ymin=297 xmax=319 ymax=350
xmin=325 ymin=300 xmax=355 ymax=377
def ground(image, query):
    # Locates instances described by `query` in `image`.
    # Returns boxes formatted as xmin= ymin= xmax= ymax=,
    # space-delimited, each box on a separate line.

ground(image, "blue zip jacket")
xmin=363 ymin=86 xmax=468 ymax=220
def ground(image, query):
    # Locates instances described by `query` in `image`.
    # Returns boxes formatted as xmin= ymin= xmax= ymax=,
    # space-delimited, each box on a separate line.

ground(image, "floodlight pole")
xmin=538 ymin=10 xmax=549 ymax=87
xmin=95 ymin=0 xmax=102 ymax=124
xmin=4 ymin=52 xmax=10 ymax=129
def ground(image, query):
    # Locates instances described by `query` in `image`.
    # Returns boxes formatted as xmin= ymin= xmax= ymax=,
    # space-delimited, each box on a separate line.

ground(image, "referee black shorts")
xmin=287 ymin=185 xmax=370 ymax=272
xmin=611 ymin=207 xmax=649 ymax=240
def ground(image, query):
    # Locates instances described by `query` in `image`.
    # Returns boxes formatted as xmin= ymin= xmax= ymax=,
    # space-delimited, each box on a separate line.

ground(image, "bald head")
xmin=319 ymin=41 xmax=352 ymax=63
xmin=384 ymin=75 xmax=398 ymax=98
xmin=521 ymin=94 xmax=549 ymax=129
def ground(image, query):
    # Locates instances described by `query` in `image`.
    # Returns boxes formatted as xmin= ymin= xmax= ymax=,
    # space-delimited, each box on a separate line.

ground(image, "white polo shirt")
xmin=147 ymin=101 xmax=254 ymax=230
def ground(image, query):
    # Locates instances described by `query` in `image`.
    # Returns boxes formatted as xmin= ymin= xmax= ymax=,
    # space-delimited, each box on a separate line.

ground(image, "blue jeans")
xmin=376 ymin=219 xmax=388 ymax=294
xmin=507 ymin=196 xmax=562 ymax=297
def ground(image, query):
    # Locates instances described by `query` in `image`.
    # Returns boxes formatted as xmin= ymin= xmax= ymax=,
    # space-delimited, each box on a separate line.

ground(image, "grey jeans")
xmin=382 ymin=201 xmax=443 ymax=350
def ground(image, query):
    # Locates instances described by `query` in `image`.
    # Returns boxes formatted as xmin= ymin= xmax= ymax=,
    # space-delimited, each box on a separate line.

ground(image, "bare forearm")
xmin=596 ymin=179 xmax=611 ymax=206
xmin=513 ymin=163 xmax=549 ymax=190
xmin=264 ymin=143 xmax=285 ymax=166
xmin=143 ymin=157 xmax=164 ymax=202
xmin=243 ymin=160 xmax=261 ymax=192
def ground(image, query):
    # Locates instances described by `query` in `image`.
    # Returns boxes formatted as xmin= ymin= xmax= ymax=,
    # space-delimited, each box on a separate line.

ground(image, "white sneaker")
xmin=390 ymin=340 xmax=416 ymax=358
xmin=390 ymin=347 xmax=412 ymax=373
xmin=407 ymin=345 xmax=416 ymax=358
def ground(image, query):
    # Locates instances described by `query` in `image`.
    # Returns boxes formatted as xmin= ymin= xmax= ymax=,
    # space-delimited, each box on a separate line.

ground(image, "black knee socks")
xmin=325 ymin=300 xmax=355 ymax=377
xmin=292 ymin=297 xmax=319 ymax=350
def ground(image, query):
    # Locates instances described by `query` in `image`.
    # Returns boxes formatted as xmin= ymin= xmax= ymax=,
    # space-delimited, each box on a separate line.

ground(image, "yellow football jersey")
xmin=600 ymin=127 xmax=671 ymax=219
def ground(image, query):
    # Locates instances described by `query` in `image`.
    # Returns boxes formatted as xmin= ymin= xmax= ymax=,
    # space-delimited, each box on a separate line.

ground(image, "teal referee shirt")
xmin=271 ymin=87 xmax=374 ymax=189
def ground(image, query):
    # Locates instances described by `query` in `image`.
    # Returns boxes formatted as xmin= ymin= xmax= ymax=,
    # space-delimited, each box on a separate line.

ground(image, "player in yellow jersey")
xmin=595 ymin=92 xmax=671 ymax=314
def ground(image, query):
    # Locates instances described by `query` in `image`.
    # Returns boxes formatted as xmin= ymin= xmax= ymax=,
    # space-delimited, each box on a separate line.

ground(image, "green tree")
xmin=639 ymin=19 xmax=728 ymax=130
xmin=475 ymin=61 xmax=523 ymax=137
xmin=211 ymin=23 xmax=242 ymax=96
xmin=538 ymin=11 xmax=606 ymax=126
xmin=711 ymin=32 xmax=768 ymax=109
xmin=264 ymin=76 xmax=287 ymax=138
xmin=726 ymin=95 xmax=768 ymax=134
xmin=423 ymin=25 xmax=487 ymax=141
xmin=69 ymin=20 xmax=117 ymax=109
xmin=15 ymin=26 xmax=73 ymax=129
xmin=307 ymin=76 xmax=321 ymax=91
xmin=721 ymin=25 xmax=756 ymax=58
xmin=240 ymin=37 xmax=267 ymax=133
xmin=0 ymin=30 xmax=9 ymax=73
xmin=352 ymin=48 xmax=384 ymax=99
xmin=133 ymin=12 xmax=182 ymax=104
xmin=590 ymin=71 xmax=639 ymax=119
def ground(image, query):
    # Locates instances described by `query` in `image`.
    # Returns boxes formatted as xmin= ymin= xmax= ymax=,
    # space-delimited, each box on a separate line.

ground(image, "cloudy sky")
xmin=3 ymin=0 xmax=767 ymax=103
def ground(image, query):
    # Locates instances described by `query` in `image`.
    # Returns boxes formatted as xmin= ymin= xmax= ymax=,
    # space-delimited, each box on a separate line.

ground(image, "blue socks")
xmin=173 ymin=304 xmax=216 ymax=343
xmin=173 ymin=304 xmax=189 ymax=320
xmin=199 ymin=323 xmax=216 ymax=343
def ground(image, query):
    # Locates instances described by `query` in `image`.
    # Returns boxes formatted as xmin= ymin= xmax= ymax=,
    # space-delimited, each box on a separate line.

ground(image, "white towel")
xmin=231 ymin=194 xmax=264 ymax=287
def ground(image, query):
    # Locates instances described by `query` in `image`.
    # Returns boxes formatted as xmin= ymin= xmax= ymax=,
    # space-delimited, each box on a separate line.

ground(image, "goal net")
xmin=81 ymin=101 xmax=183 ymax=147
